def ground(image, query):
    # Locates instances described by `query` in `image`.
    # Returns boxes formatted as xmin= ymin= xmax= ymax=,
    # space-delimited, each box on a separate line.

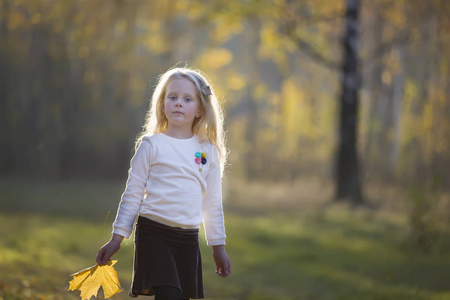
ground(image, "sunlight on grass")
xmin=0 ymin=178 xmax=449 ymax=299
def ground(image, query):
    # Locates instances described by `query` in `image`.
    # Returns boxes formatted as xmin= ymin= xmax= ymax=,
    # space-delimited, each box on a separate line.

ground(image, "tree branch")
xmin=280 ymin=22 xmax=342 ymax=71
xmin=361 ymin=29 xmax=410 ymax=68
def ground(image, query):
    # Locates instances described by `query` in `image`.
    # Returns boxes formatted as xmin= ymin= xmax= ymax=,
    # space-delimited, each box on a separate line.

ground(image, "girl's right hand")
xmin=96 ymin=235 xmax=124 ymax=265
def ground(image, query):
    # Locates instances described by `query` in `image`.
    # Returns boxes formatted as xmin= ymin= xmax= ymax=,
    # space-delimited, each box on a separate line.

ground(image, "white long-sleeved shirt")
xmin=112 ymin=133 xmax=225 ymax=246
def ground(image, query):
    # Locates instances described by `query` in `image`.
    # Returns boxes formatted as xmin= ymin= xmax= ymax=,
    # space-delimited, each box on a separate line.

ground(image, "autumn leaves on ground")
xmin=0 ymin=177 xmax=449 ymax=300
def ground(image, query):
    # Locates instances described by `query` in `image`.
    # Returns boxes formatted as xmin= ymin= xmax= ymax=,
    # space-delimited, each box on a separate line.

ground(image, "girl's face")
xmin=163 ymin=77 xmax=202 ymax=132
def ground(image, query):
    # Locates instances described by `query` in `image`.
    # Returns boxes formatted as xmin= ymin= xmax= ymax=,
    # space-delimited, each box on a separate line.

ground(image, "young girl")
xmin=96 ymin=67 xmax=231 ymax=300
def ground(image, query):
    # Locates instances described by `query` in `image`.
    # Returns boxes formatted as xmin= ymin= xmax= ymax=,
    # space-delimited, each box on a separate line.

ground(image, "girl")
xmin=96 ymin=67 xmax=231 ymax=300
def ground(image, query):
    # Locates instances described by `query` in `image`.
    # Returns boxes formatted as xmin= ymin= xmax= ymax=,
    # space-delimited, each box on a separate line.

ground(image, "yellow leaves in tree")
xmin=69 ymin=260 xmax=123 ymax=300
xmin=227 ymin=72 xmax=246 ymax=91
xmin=198 ymin=48 xmax=233 ymax=70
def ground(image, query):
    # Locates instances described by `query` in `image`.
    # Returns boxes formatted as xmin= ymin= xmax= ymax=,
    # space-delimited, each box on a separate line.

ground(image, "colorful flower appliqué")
xmin=195 ymin=152 xmax=207 ymax=172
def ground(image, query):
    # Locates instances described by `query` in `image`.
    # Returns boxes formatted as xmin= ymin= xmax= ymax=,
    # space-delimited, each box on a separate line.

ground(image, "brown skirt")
xmin=129 ymin=216 xmax=204 ymax=299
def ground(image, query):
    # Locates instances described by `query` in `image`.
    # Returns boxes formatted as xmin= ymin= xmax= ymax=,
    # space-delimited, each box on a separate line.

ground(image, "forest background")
xmin=1 ymin=0 xmax=449 ymax=299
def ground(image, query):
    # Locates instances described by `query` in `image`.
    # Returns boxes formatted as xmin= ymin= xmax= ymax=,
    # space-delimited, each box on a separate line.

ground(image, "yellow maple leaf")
xmin=69 ymin=260 xmax=123 ymax=300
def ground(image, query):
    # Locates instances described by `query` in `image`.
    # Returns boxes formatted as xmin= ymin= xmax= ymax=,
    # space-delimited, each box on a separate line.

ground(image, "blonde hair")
xmin=137 ymin=67 xmax=227 ymax=173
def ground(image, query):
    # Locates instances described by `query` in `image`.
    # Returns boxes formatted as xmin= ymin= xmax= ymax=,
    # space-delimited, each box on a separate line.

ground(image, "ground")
xmin=0 ymin=177 xmax=449 ymax=299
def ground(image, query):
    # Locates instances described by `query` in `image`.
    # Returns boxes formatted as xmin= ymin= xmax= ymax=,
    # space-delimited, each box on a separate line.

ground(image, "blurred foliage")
xmin=408 ymin=175 xmax=442 ymax=253
xmin=0 ymin=0 xmax=449 ymax=187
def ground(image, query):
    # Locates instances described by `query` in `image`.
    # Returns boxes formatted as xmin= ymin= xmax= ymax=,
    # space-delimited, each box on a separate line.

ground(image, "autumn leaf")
xmin=69 ymin=260 xmax=123 ymax=300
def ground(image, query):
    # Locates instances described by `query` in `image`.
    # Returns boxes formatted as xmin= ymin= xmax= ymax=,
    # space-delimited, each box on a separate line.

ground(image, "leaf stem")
xmin=100 ymin=211 xmax=110 ymax=250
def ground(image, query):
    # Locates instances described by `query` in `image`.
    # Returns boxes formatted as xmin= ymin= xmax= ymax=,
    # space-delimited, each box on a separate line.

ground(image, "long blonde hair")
xmin=137 ymin=67 xmax=227 ymax=173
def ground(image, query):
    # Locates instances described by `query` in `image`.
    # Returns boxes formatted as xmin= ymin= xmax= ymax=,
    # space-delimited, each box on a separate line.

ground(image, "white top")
xmin=112 ymin=133 xmax=226 ymax=246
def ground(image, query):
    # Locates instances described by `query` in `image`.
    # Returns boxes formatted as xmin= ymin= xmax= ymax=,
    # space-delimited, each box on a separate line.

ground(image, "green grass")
xmin=0 ymin=177 xmax=449 ymax=299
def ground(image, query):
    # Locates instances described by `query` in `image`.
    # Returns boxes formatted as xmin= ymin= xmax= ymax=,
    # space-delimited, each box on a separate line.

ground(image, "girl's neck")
xmin=163 ymin=127 xmax=194 ymax=139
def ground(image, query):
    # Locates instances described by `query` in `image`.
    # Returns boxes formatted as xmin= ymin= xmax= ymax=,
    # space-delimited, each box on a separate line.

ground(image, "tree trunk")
xmin=335 ymin=0 xmax=363 ymax=204
xmin=390 ymin=49 xmax=405 ymax=169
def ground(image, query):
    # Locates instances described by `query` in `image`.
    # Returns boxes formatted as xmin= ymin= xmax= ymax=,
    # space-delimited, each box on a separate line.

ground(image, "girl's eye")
xmin=185 ymin=98 xmax=192 ymax=102
xmin=170 ymin=96 xmax=176 ymax=100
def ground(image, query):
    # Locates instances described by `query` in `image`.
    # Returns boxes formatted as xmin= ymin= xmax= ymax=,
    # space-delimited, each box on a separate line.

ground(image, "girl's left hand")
xmin=212 ymin=245 xmax=231 ymax=277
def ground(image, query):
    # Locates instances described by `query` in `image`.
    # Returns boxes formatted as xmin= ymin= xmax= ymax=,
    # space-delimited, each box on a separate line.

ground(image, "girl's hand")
xmin=96 ymin=234 xmax=124 ymax=265
xmin=212 ymin=245 xmax=231 ymax=277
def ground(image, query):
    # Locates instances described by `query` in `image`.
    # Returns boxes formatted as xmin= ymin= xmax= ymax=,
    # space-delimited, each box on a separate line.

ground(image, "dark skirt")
xmin=129 ymin=216 xmax=204 ymax=299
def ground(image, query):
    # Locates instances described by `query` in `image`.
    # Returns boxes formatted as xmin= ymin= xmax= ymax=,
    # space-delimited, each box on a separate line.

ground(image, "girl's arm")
xmin=96 ymin=138 xmax=152 ymax=264
xmin=112 ymin=139 xmax=153 ymax=238
xmin=203 ymin=146 xmax=231 ymax=277
xmin=202 ymin=147 xmax=226 ymax=246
